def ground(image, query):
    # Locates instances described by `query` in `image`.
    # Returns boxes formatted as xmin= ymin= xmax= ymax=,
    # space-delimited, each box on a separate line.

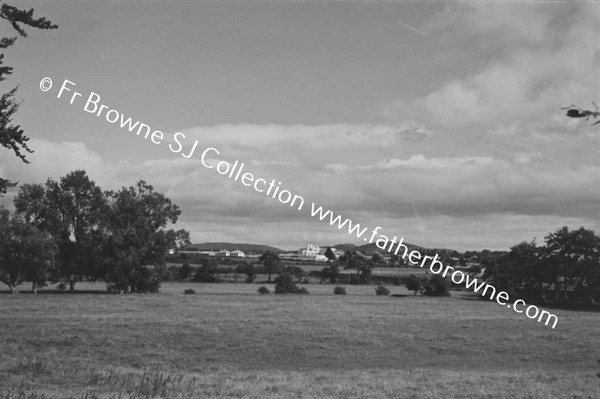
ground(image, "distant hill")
xmin=327 ymin=243 xmax=358 ymax=252
xmin=189 ymin=242 xmax=283 ymax=253
xmin=325 ymin=241 xmax=458 ymax=256
xmin=326 ymin=242 xmax=420 ymax=255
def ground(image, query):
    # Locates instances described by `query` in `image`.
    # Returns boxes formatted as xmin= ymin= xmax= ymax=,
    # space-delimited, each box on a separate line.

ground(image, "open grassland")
xmin=1 ymin=282 xmax=599 ymax=398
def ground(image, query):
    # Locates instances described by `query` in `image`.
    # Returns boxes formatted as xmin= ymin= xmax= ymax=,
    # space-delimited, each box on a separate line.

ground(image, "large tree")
xmin=545 ymin=226 xmax=600 ymax=303
xmin=101 ymin=180 xmax=186 ymax=293
xmin=483 ymin=240 xmax=541 ymax=297
xmin=0 ymin=209 xmax=55 ymax=294
xmin=0 ymin=3 xmax=57 ymax=195
xmin=14 ymin=170 xmax=107 ymax=291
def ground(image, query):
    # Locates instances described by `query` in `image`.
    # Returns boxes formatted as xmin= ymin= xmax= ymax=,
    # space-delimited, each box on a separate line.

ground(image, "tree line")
xmin=0 ymin=170 xmax=189 ymax=294
xmin=482 ymin=226 xmax=600 ymax=304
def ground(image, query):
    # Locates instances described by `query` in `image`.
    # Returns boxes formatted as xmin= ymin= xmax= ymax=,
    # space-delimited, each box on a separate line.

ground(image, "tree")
xmin=259 ymin=251 xmax=282 ymax=283
xmin=545 ymin=226 xmax=600 ymax=303
xmin=101 ymin=180 xmax=186 ymax=293
xmin=236 ymin=263 xmax=256 ymax=283
xmin=14 ymin=170 xmax=108 ymax=291
xmin=340 ymin=251 xmax=372 ymax=284
xmin=179 ymin=262 xmax=193 ymax=281
xmin=0 ymin=3 xmax=57 ymax=195
xmin=420 ymin=275 xmax=450 ymax=297
xmin=282 ymin=265 xmax=307 ymax=283
xmin=324 ymin=247 xmax=336 ymax=262
xmin=405 ymin=274 xmax=423 ymax=295
xmin=370 ymin=252 xmax=384 ymax=265
xmin=274 ymin=272 xmax=308 ymax=294
xmin=328 ymin=263 xmax=339 ymax=283
xmin=483 ymin=240 xmax=540 ymax=297
xmin=0 ymin=209 xmax=55 ymax=294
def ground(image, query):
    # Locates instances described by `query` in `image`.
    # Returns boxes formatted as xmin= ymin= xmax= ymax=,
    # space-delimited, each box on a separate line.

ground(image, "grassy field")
xmin=1 ymin=282 xmax=599 ymax=398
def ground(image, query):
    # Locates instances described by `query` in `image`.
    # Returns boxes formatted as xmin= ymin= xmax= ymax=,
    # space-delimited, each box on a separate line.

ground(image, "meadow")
xmin=1 ymin=282 xmax=599 ymax=398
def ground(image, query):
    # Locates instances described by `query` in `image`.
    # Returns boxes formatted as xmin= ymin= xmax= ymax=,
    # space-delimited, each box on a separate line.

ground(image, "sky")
xmin=1 ymin=0 xmax=600 ymax=252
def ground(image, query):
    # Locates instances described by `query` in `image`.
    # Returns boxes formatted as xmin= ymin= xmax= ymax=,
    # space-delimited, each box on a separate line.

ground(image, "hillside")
xmin=189 ymin=242 xmax=283 ymax=253
xmin=326 ymin=242 xmax=459 ymax=256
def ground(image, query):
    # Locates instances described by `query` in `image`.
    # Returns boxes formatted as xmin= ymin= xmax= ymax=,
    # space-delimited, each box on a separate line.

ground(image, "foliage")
xmin=405 ymin=274 xmax=423 ymax=295
xmin=340 ymin=250 xmax=373 ymax=285
xmin=14 ymin=171 xmax=107 ymax=291
xmin=333 ymin=286 xmax=346 ymax=295
xmin=481 ymin=227 xmax=600 ymax=304
xmin=257 ymin=286 xmax=270 ymax=294
xmin=0 ymin=3 xmax=58 ymax=195
xmin=259 ymin=250 xmax=282 ymax=283
xmin=324 ymin=247 xmax=336 ymax=262
xmin=274 ymin=272 xmax=308 ymax=294
xmin=100 ymin=180 xmax=183 ymax=293
xmin=179 ymin=263 xmax=193 ymax=281
xmin=374 ymin=285 xmax=390 ymax=296
xmin=282 ymin=265 xmax=307 ymax=282
xmin=183 ymin=288 xmax=196 ymax=295
xmin=236 ymin=263 xmax=256 ymax=283
xmin=420 ymin=275 xmax=450 ymax=297
xmin=370 ymin=252 xmax=384 ymax=265
xmin=0 ymin=209 xmax=55 ymax=293
xmin=192 ymin=264 xmax=220 ymax=283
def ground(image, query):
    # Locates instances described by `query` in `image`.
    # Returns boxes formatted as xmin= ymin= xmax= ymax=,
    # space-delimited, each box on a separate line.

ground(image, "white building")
xmin=301 ymin=244 xmax=321 ymax=257
xmin=230 ymin=249 xmax=245 ymax=258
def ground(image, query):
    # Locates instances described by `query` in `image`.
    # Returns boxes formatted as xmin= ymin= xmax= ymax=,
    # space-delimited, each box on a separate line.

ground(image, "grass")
xmin=0 ymin=282 xmax=599 ymax=398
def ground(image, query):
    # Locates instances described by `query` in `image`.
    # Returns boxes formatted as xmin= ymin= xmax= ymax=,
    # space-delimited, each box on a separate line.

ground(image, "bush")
xmin=105 ymin=265 xmax=162 ymax=293
xmin=179 ymin=263 xmax=193 ymax=281
xmin=405 ymin=274 xmax=423 ymax=295
xmin=183 ymin=288 xmax=196 ymax=295
xmin=375 ymin=285 xmax=390 ymax=296
xmin=333 ymin=286 xmax=346 ymax=295
xmin=257 ymin=286 xmax=270 ymax=294
xmin=420 ymin=275 xmax=451 ymax=297
xmin=274 ymin=273 xmax=309 ymax=294
xmin=56 ymin=282 xmax=67 ymax=291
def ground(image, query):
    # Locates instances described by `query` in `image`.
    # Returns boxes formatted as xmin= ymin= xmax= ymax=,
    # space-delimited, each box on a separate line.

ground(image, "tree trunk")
xmin=32 ymin=282 xmax=38 ymax=295
xmin=69 ymin=280 xmax=76 ymax=292
xmin=9 ymin=283 xmax=18 ymax=294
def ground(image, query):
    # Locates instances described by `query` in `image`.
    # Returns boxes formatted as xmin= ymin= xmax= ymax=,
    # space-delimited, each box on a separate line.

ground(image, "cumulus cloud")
xmin=390 ymin=2 xmax=600 ymax=136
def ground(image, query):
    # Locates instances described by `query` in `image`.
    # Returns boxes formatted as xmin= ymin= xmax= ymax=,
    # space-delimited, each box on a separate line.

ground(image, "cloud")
xmin=388 ymin=2 xmax=600 ymax=136
xmin=0 ymin=139 xmax=107 ymax=186
xmin=2 ymin=2 xmax=600 ymax=251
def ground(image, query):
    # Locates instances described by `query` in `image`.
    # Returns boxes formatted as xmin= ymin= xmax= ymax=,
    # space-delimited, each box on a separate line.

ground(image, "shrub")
xmin=257 ymin=286 xmax=270 ymax=294
xmin=420 ymin=275 xmax=451 ymax=296
xmin=375 ymin=285 xmax=390 ymax=296
xmin=405 ymin=274 xmax=423 ymax=295
xmin=183 ymin=288 xmax=196 ymax=295
xmin=333 ymin=286 xmax=346 ymax=295
xmin=179 ymin=263 xmax=193 ymax=281
xmin=56 ymin=282 xmax=67 ymax=291
xmin=274 ymin=273 xmax=309 ymax=294
xmin=192 ymin=264 xmax=220 ymax=283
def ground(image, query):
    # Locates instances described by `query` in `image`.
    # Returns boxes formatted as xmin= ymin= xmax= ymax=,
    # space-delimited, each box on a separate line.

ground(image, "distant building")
xmin=299 ymin=244 xmax=327 ymax=261
xmin=230 ymin=249 xmax=245 ymax=258
xmin=301 ymin=244 xmax=321 ymax=257
xmin=216 ymin=250 xmax=230 ymax=257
